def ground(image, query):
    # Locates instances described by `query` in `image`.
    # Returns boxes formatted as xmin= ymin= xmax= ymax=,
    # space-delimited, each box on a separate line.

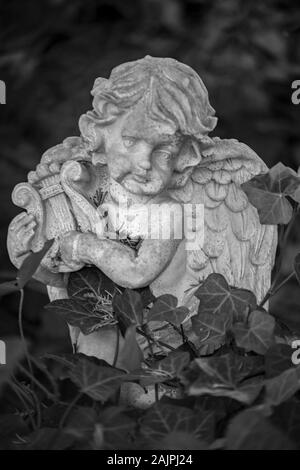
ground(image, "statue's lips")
xmin=113 ymin=174 xmax=149 ymax=184
xmin=129 ymin=174 xmax=149 ymax=183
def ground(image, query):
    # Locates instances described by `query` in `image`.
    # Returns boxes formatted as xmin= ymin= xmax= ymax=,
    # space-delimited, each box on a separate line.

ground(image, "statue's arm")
xmin=63 ymin=232 xmax=181 ymax=289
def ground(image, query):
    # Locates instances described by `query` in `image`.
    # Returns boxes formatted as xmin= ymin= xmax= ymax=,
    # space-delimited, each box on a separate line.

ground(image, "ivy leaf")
xmin=43 ymin=353 xmax=79 ymax=368
xmin=189 ymin=377 xmax=262 ymax=406
xmin=264 ymin=366 xmax=300 ymax=406
xmin=195 ymin=273 xmax=256 ymax=322
xmin=42 ymin=404 xmax=71 ymax=428
xmin=116 ymin=325 xmax=143 ymax=372
xmin=134 ymin=286 xmax=156 ymax=308
xmin=155 ymin=350 xmax=190 ymax=377
xmin=191 ymin=353 xmax=261 ymax=384
xmin=20 ymin=428 xmax=75 ymax=450
xmin=68 ymin=267 xmax=118 ymax=301
xmin=0 ymin=414 xmax=28 ymax=439
xmin=98 ymin=406 xmax=136 ymax=450
xmin=125 ymin=369 xmax=167 ymax=387
xmin=1 ymin=240 xmax=54 ymax=297
xmin=294 ymin=253 xmax=300 ymax=286
xmin=194 ymin=395 xmax=242 ymax=424
xmin=271 ymin=283 xmax=300 ymax=333
xmin=140 ymin=403 xmax=215 ymax=447
xmin=187 ymin=353 xmax=264 ymax=405
xmin=65 ymin=407 xmax=97 ymax=443
xmin=232 ymin=310 xmax=276 ymax=355
xmin=147 ymin=294 xmax=189 ymax=325
xmin=264 ymin=344 xmax=294 ymax=378
xmin=45 ymin=297 xmax=117 ymax=335
xmin=113 ymin=289 xmax=144 ymax=329
xmin=192 ymin=311 xmax=232 ymax=355
xmin=0 ymin=280 xmax=20 ymax=298
xmin=46 ymin=268 xmax=120 ymax=334
xmin=43 ymin=353 xmax=79 ymax=380
xmin=155 ymin=432 xmax=208 ymax=450
xmin=134 ymin=351 xmax=190 ymax=387
xmin=17 ymin=239 xmax=54 ymax=288
xmin=0 ymin=415 xmax=29 ymax=450
xmin=241 ymin=163 xmax=300 ymax=225
xmin=226 ymin=410 xmax=295 ymax=450
xmin=67 ymin=356 xmax=126 ymax=402
xmin=271 ymin=399 xmax=300 ymax=446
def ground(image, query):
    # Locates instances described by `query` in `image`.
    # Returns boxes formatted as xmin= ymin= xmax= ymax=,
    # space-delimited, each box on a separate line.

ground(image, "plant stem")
xmin=13 ymin=376 xmax=42 ymax=429
xmin=169 ymin=322 xmax=198 ymax=357
xmin=9 ymin=381 xmax=37 ymax=431
xmin=142 ymin=324 xmax=154 ymax=356
xmin=155 ymin=383 xmax=159 ymax=402
xmin=258 ymin=205 xmax=300 ymax=307
xmin=283 ymin=208 xmax=299 ymax=248
xmin=136 ymin=327 xmax=175 ymax=352
xmin=271 ymin=271 xmax=295 ymax=296
xmin=59 ymin=392 xmax=83 ymax=429
xmin=259 ymin=271 xmax=295 ymax=308
xmin=260 ymin=208 xmax=299 ymax=309
xmin=18 ymin=289 xmax=33 ymax=378
xmin=11 ymin=375 xmax=34 ymax=406
xmin=18 ymin=363 xmax=57 ymax=401
xmin=29 ymin=354 xmax=59 ymax=398
xmin=112 ymin=326 xmax=120 ymax=367
xmin=28 ymin=387 xmax=42 ymax=429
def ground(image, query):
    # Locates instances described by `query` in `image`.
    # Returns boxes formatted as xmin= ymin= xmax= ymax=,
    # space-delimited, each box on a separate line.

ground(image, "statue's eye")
xmin=155 ymin=146 xmax=172 ymax=159
xmin=122 ymin=137 xmax=136 ymax=148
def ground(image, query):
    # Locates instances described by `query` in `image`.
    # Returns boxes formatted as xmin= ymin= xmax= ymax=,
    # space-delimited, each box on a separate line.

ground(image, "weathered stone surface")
xmin=7 ymin=57 xmax=277 ymax=406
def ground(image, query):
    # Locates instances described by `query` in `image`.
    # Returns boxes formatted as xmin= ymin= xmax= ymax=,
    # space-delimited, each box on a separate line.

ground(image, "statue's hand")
xmin=57 ymin=231 xmax=85 ymax=273
xmin=8 ymin=212 xmax=37 ymax=259
xmin=27 ymin=160 xmax=65 ymax=185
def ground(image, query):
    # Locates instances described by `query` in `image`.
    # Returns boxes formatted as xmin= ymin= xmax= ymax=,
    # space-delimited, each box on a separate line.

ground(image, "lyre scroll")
xmin=12 ymin=182 xmax=46 ymax=252
xmin=11 ymin=159 xmax=106 ymax=273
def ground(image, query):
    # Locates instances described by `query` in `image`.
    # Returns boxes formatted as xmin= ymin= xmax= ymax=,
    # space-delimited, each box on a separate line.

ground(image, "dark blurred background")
xmin=0 ymin=0 xmax=299 ymax=352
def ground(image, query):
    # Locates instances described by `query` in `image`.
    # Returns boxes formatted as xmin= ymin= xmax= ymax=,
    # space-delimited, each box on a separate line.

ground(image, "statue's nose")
xmin=131 ymin=146 xmax=152 ymax=173
xmin=109 ymin=144 xmax=152 ymax=181
xmin=136 ymin=156 xmax=151 ymax=171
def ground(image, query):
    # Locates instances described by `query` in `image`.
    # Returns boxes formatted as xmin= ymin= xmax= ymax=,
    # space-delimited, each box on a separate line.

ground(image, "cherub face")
xmin=100 ymin=101 xmax=183 ymax=195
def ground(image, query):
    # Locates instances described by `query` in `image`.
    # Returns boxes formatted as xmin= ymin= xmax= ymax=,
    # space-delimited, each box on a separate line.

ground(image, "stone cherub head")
xmin=78 ymin=55 xmax=217 ymax=197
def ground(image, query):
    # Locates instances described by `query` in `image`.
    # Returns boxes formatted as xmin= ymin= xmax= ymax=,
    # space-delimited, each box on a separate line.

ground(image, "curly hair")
xmin=79 ymin=56 xmax=217 ymax=151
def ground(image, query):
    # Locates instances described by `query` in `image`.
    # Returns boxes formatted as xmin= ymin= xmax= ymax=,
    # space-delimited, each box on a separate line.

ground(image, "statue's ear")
xmin=78 ymin=112 xmax=106 ymax=155
xmin=174 ymin=138 xmax=202 ymax=173
xmin=170 ymin=138 xmax=202 ymax=188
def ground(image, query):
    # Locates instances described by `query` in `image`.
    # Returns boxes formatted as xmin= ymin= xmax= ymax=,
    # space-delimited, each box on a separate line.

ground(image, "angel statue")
xmin=7 ymin=56 xmax=277 ymax=405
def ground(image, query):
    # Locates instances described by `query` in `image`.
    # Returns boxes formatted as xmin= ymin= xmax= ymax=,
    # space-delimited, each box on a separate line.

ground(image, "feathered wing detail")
xmin=173 ymin=137 xmax=278 ymax=304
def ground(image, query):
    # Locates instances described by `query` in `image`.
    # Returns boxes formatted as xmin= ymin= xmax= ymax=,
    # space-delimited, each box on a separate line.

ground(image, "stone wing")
xmin=186 ymin=137 xmax=278 ymax=303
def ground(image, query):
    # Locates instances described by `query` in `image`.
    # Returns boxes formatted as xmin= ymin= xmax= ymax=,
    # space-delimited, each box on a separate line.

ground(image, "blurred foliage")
xmin=0 ymin=0 xmax=299 ymax=363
